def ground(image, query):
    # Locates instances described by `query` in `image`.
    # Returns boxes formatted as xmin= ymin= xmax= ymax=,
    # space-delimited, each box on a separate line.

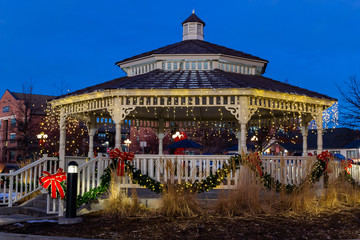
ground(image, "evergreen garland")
xmin=75 ymin=151 xmax=357 ymax=208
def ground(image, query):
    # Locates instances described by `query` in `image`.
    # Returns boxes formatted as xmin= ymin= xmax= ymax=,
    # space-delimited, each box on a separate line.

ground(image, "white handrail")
xmin=0 ymin=155 xmax=59 ymax=207
xmin=77 ymin=155 xmax=111 ymax=196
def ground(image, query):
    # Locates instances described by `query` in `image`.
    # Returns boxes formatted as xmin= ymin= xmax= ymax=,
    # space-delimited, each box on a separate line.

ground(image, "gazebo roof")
xmin=182 ymin=13 xmax=206 ymax=26
xmin=115 ymin=40 xmax=268 ymax=65
xmin=58 ymin=69 xmax=335 ymax=101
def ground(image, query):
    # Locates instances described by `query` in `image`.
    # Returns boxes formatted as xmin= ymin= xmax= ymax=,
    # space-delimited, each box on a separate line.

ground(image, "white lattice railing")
xmin=0 ymin=155 xmax=59 ymax=207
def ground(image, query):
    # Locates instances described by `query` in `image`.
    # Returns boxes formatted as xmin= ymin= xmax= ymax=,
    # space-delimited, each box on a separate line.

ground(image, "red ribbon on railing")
xmin=109 ymin=148 xmax=134 ymax=176
xmin=39 ymin=168 xmax=67 ymax=199
xmin=341 ymin=159 xmax=353 ymax=174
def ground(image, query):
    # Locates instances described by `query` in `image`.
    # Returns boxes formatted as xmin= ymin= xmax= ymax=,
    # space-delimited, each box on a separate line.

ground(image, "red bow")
xmin=109 ymin=148 xmax=134 ymax=176
xmin=39 ymin=168 xmax=67 ymax=199
xmin=341 ymin=159 xmax=353 ymax=174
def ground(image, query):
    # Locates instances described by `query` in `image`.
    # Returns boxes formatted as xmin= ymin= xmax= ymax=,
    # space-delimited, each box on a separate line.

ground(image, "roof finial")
xmin=192 ymin=9 xmax=195 ymax=14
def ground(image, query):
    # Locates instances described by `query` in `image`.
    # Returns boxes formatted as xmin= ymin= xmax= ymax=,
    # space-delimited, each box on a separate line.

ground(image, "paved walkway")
xmin=0 ymin=215 xmax=106 ymax=240
xmin=0 ymin=232 xmax=106 ymax=240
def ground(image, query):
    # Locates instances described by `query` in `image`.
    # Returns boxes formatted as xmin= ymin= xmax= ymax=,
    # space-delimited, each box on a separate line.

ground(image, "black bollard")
xmin=66 ymin=161 xmax=78 ymax=218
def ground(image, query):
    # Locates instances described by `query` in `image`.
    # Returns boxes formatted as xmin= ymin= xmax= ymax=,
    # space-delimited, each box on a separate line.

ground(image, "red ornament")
xmin=39 ymin=168 xmax=67 ymax=199
xmin=109 ymin=148 xmax=134 ymax=176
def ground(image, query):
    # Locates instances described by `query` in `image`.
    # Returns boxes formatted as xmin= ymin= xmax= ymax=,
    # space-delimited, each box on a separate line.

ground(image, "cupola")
xmin=182 ymin=10 xmax=205 ymax=41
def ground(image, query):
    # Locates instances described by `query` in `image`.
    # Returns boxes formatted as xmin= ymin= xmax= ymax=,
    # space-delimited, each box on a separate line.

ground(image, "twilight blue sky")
xmin=0 ymin=0 xmax=359 ymax=104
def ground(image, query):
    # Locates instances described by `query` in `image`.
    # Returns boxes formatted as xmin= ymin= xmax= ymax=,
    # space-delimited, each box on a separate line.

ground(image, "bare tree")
xmin=338 ymin=76 xmax=360 ymax=128
xmin=10 ymin=82 xmax=54 ymax=160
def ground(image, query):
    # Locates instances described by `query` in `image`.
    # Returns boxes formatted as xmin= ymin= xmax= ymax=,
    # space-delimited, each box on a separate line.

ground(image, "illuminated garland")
xmin=76 ymin=150 xmax=357 ymax=208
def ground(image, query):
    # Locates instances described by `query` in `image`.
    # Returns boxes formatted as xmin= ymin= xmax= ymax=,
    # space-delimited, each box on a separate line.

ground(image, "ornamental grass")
xmin=103 ymin=171 xmax=147 ymax=216
xmin=277 ymin=157 xmax=360 ymax=216
xmin=159 ymin=159 xmax=203 ymax=217
xmin=318 ymin=160 xmax=360 ymax=210
xmin=215 ymin=164 xmax=267 ymax=216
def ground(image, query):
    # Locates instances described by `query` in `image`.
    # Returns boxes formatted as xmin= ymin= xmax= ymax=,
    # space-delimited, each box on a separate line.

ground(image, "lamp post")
xmin=59 ymin=161 xmax=82 ymax=224
xmin=124 ymin=139 xmax=131 ymax=152
xmin=37 ymin=132 xmax=48 ymax=155
xmin=37 ymin=132 xmax=48 ymax=144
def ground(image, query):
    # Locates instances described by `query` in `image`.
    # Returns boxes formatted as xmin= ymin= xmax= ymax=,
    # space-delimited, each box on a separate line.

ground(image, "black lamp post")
xmin=66 ymin=161 xmax=78 ymax=218
xmin=58 ymin=161 xmax=82 ymax=225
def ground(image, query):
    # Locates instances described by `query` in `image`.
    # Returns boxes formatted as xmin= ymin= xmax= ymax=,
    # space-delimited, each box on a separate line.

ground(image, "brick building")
xmin=0 ymin=89 xmax=54 ymax=163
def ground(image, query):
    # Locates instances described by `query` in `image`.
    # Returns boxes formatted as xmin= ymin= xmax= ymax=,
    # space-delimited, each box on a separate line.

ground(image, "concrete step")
xmin=32 ymin=199 xmax=47 ymax=209
xmin=0 ymin=193 xmax=53 ymax=218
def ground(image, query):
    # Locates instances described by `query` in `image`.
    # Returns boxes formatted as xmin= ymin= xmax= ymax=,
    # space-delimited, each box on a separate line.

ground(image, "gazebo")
xmin=50 ymin=11 xmax=336 ymax=171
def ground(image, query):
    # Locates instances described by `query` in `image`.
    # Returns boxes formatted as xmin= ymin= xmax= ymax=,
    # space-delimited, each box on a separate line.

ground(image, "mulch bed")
xmin=1 ymin=209 xmax=360 ymax=239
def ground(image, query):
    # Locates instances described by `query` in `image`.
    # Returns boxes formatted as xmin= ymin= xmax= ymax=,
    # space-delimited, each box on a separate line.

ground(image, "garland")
xmin=75 ymin=149 xmax=357 ymax=208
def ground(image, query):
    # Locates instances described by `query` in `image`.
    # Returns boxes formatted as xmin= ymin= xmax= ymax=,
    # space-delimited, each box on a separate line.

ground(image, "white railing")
xmin=120 ymin=154 xmax=235 ymax=188
xmin=77 ymin=155 xmax=112 ymax=196
xmin=52 ymin=155 xmax=112 ymax=216
xmin=49 ymin=154 xmax=360 ymax=216
xmin=260 ymin=156 xmax=309 ymax=185
xmin=0 ymin=155 xmax=59 ymax=207
xmin=119 ymin=155 xmax=311 ymax=187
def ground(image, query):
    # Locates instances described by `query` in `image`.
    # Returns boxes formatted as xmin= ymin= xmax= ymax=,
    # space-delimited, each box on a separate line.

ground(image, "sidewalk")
xmin=0 ymin=232 xmax=107 ymax=240
xmin=0 ymin=215 xmax=107 ymax=240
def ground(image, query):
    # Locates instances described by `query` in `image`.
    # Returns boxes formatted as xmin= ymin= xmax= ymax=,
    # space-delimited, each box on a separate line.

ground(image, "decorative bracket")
xmin=225 ymin=106 xmax=258 ymax=124
xmin=108 ymin=106 xmax=135 ymax=124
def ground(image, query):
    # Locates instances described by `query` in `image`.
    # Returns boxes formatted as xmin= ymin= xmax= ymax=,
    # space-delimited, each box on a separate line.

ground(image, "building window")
xmin=11 ymin=118 xmax=16 ymax=128
xmin=167 ymin=62 xmax=172 ymax=70
xmin=10 ymin=151 xmax=15 ymax=160
xmin=204 ymin=62 xmax=208 ymax=69
xmin=10 ymin=133 xmax=16 ymax=143
xmin=185 ymin=62 xmax=190 ymax=70
xmin=98 ymin=133 xmax=107 ymax=140
xmin=347 ymin=150 xmax=359 ymax=159
xmin=198 ymin=62 xmax=202 ymax=69
xmin=191 ymin=62 xmax=196 ymax=70
xmin=162 ymin=62 xmax=165 ymax=69
xmin=173 ymin=62 xmax=178 ymax=70
xmin=3 ymin=106 xmax=9 ymax=113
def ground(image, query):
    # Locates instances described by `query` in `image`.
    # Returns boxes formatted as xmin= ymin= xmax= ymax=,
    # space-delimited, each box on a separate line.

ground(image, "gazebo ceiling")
xmin=56 ymin=69 xmax=335 ymax=101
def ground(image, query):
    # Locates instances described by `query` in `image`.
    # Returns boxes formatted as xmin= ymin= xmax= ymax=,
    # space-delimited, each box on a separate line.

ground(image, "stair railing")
xmin=0 ymin=154 xmax=59 ymax=207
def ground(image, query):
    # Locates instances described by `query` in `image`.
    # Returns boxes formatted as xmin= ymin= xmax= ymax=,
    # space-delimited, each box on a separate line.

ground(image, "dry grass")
xmin=215 ymin=165 xmax=268 ymax=216
xmin=103 ymin=171 xmax=148 ymax=216
xmin=159 ymin=184 xmax=203 ymax=217
xmin=159 ymin=159 xmax=203 ymax=217
xmin=275 ymin=158 xmax=360 ymax=216
xmin=215 ymin=156 xmax=360 ymax=217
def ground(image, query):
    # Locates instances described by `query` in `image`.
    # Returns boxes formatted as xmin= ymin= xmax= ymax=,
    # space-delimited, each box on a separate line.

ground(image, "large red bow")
xmin=39 ymin=168 xmax=67 ymax=199
xmin=109 ymin=148 xmax=134 ymax=176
